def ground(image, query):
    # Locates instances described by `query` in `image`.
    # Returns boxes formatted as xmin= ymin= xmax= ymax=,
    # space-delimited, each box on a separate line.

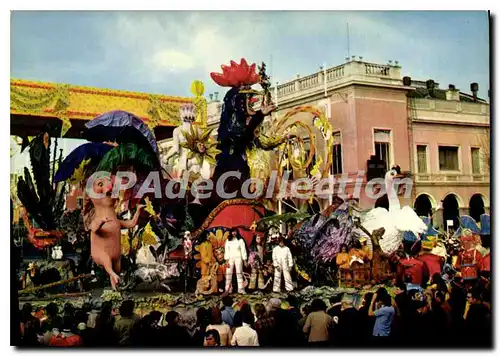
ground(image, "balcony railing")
xmin=414 ymin=173 xmax=490 ymax=183
xmin=414 ymin=99 xmax=489 ymax=115
xmin=274 ymin=61 xmax=401 ymax=100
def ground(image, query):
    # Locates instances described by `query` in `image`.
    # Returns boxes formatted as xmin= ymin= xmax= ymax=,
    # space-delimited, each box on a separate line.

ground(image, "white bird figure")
xmin=361 ymin=168 xmax=427 ymax=254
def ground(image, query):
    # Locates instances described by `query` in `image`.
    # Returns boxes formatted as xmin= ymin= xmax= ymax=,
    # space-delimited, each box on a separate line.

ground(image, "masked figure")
xmin=83 ymin=175 xmax=144 ymax=289
xmin=224 ymin=228 xmax=248 ymax=294
xmin=163 ymin=103 xmax=211 ymax=180
xmin=272 ymin=237 xmax=294 ymax=292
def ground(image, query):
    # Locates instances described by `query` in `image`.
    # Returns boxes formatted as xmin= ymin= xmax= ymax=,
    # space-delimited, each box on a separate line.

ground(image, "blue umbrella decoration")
xmin=85 ymin=110 xmax=163 ymax=173
xmin=85 ymin=110 xmax=160 ymax=157
xmin=54 ymin=142 xmax=114 ymax=183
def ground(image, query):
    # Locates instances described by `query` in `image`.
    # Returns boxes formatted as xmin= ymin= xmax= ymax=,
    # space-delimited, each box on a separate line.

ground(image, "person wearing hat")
xmin=478 ymin=215 xmax=491 ymax=276
xmin=454 ymin=229 xmax=483 ymax=284
xmin=417 ymin=236 xmax=444 ymax=285
xmin=272 ymin=237 xmax=294 ymax=293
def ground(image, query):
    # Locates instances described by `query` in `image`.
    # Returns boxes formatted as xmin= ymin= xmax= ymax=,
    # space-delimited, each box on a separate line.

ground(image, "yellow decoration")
xmin=247 ymin=148 xmax=272 ymax=181
xmin=310 ymin=155 xmax=323 ymax=177
xmin=207 ymin=229 xmax=229 ymax=250
xmin=190 ymin=80 xmax=207 ymax=127
xmin=179 ymin=126 xmax=220 ymax=167
xmin=295 ymin=264 xmax=311 ymax=282
xmin=190 ymin=80 xmax=205 ymax=97
xmin=142 ymin=222 xmax=160 ymax=247
xmin=193 ymin=96 xmax=207 ymax=128
xmin=121 ymin=230 xmax=131 ymax=256
xmin=274 ymin=106 xmax=333 ymax=179
xmin=144 ymin=197 xmax=156 ymax=217
xmin=11 ymin=79 xmax=207 ymax=133
xmin=193 ymin=240 xmax=215 ymax=275
xmin=11 ymin=82 xmax=71 ymax=136
xmin=132 ymin=236 xmax=139 ymax=250
xmin=68 ymin=158 xmax=91 ymax=185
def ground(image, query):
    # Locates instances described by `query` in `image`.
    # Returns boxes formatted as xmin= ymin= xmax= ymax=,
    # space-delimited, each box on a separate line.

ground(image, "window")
xmin=374 ymin=129 xmax=391 ymax=170
xmin=416 ymin=145 xmax=428 ymax=173
xmin=332 ymin=132 xmax=342 ymax=174
xmin=439 ymin=146 xmax=459 ymax=171
xmin=471 ymin=147 xmax=481 ymax=174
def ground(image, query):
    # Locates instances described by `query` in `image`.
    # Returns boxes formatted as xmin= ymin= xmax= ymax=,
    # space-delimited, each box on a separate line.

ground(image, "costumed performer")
xmin=224 ymin=228 xmax=248 ymax=294
xmin=454 ymin=229 xmax=483 ymax=284
xmin=336 ymin=244 xmax=350 ymax=269
xmin=348 ymin=240 xmax=367 ymax=266
xmin=272 ymin=236 xmax=294 ymax=293
xmin=417 ymin=238 xmax=444 ymax=284
xmin=248 ymin=234 xmax=266 ymax=291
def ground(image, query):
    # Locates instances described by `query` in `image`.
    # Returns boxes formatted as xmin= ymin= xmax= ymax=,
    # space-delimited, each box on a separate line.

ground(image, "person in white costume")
xmin=163 ymin=103 xmax=211 ymax=179
xmin=272 ymin=236 xmax=294 ymax=292
xmin=224 ymin=228 xmax=248 ymax=294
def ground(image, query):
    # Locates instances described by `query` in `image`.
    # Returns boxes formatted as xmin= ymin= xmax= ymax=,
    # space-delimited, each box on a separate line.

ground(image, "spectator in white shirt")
xmin=231 ymin=312 xmax=259 ymax=346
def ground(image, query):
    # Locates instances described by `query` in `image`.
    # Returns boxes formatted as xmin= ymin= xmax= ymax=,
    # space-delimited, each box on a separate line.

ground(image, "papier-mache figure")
xmin=51 ymin=246 xmax=63 ymax=260
xmin=272 ymin=236 xmax=294 ymax=293
xmin=83 ymin=175 xmax=144 ymax=289
xmin=224 ymin=228 xmax=248 ymax=294
xmin=163 ymin=103 xmax=211 ymax=180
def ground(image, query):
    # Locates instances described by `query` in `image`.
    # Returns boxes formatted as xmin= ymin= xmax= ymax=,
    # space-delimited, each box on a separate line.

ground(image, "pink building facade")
xmin=270 ymin=59 xmax=490 ymax=229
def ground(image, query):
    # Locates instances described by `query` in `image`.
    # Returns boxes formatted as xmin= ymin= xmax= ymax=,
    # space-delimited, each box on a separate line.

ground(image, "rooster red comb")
xmin=210 ymin=58 xmax=261 ymax=87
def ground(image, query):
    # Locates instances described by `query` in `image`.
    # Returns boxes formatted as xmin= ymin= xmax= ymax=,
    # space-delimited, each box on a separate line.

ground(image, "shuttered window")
xmin=471 ymin=147 xmax=481 ymax=174
xmin=374 ymin=130 xmax=391 ymax=170
xmin=417 ymin=145 xmax=428 ymax=173
xmin=439 ymin=146 xmax=459 ymax=171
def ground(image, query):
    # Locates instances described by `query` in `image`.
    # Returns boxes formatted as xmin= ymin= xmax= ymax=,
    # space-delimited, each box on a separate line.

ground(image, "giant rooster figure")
xmin=210 ymin=59 xmax=287 ymax=204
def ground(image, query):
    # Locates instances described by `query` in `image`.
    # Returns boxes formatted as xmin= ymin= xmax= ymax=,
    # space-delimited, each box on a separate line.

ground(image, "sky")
xmin=10 ymin=11 xmax=490 ymax=171
xmin=11 ymin=11 xmax=490 ymax=99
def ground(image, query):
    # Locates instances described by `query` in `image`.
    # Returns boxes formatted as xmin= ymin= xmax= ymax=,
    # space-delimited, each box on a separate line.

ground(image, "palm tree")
xmin=16 ymin=132 xmax=66 ymax=231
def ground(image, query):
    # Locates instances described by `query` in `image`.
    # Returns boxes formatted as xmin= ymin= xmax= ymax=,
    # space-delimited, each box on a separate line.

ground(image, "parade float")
xmin=12 ymin=58 xmax=491 ymax=320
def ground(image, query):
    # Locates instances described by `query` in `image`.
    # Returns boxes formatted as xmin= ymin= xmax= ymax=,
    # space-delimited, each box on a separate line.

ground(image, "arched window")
xmin=469 ymin=194 xmax=486 ymax=222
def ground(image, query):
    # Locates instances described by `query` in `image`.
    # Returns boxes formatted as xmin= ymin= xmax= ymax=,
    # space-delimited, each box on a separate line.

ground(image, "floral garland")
xmin=146 ymin=80 xmax=208 ymax=131
xmin=147 ymin=94 xmax=182 ymax=129
xmin=11 ymin=84 xmax=71 ymax=136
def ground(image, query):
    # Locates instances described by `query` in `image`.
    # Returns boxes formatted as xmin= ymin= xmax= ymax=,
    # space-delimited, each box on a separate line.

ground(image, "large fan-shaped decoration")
xmin=210 ymin=58 xmax=261 ymax=87
xmin=54 ymin=142 xmax=113 ymax=183
xmin=96 ymin=143 xmax=158 ymax=172
xmin=85 ymin=110 xmax=159 ymax=157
